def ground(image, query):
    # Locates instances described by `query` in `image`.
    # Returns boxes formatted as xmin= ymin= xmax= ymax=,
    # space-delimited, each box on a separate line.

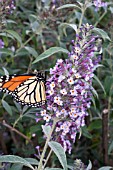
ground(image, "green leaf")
xmin=2 ymin=100 xmax=13 ymax=116
xmin=81 ymin=126 xmax=92 ymax=139
xmin=85 ymin=2 xmax=93 ymax=8
xmin=0 ymin=33 xmax=15 ymax=39
xmin=108 ymin=141 xmax=113 ymax=154
xmin=6 ymin=30 xmax=22 ymax=44
xmin=77 ymin=1 xmax=83 ymax=6
xmin=67 ymin=165 xmax=73 ymax=170
xmin=22 ymin=105 xmax=29 ymax=113
xmin=25 ymin=158 xmax=38 ymax=165
xmin=29 ymin=14 xmax=37 ymax=22
xmin=23 ymin=107 xmax=41 ymax=115
xmin=94 ymin=75 xmax=106 ymax=95
xmin=2 ymin=67 xmax=9 ymax=75
xmin=59 ymin=23 xmax=77 ymax=33
xmin=24 ymin=46 xmax=38 ymax=58
xmin=31 ymin=21 xmax=40 ymax=33
xmin=10 ymin=164 xmax=23 ymax=170
xmin=32 ymin=47 xmax=69 ymax=64
xmin=88 ymin=120 xmax=102 ymax=131
xmin=42 ymin=0 xmax=51 ymax=6
xmin=109 ymin=6 xmax=113 ymax=13
xmin=14 ymin=101 xmax=22 ymax=112
xmin=91 ymin=86 xmax=98 ymax=98
xmin=0 ymin=155 xmax=35 ymax=170
xmin=23 ymin=113 xmax=37 ymax=119
xmin=93 ymin=28 xmax=111 ymax=41
xmin=42 ymin=125 xmax=51 ymax=137
xmin=30 ymin=125 xmax=41 ymax=133
xmin=15 ymin=48 xmax=31 ymax=57
xmin=45 ymin=168 xmax=63 ymax=170
xmin=0 ymin=48 xmax=13 ymax=57
xmin=86 ymin=160 xmax=92 ymax=170
xmin=104 ymin=76 xmax=113 ymax=95
xmin=98 ymin=167 xmax=113 ymax=170
xmin=48 ymin=141 xmax=67 ymax=170
xmin=3 ymin=19 xmax=17 ymax=24
xmin=57 ymin=4 xmax=81 ymax=10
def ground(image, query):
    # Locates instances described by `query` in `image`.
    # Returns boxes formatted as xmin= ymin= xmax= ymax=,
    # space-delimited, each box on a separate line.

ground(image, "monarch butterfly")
xmin=0 ymin=72 xmax=46 ymax=107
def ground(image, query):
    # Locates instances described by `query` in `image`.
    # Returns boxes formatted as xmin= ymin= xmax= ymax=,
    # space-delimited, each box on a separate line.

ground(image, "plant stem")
xmin=2 ymin=120 xmax=32 ymax=143
xmin=43 ymin=149 xmax=53 ymax=169
xmin=13 ymin=114 xmax=23 ymax=128
xmin=102 ymin=111 xmax=109 ymax=165
xmin=94 ymin=10 xmax=107 ymax=27
xmin=78 ymin=8 xmax=85 ymax=29
xmin=77 ymin=3 xmax=86 ymax=35
xmin=37 ymin=118 xmax=58 ymax=170
xmin=40 ymin=33 xmax=46 ymax=51
xmin=15 ymin=34 xmax=35 ymax=56
xmin=22 ymin=34 xmax=35 ymax=47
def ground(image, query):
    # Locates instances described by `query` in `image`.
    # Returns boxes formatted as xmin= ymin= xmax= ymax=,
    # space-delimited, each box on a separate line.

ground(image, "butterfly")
xmin=0 ymin=72 xmax=46 ymax=107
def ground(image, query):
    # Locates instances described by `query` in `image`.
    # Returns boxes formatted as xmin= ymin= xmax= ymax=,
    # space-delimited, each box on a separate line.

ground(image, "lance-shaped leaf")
xmin=32 ymin=47 xmax=69 ymax=64
xmin=0 ymin=48 xmax=13 ymax=57
xmin=94 ymin=75 xmax=106 ymax=95
xmin=42 ymin=125 xmax=51 ymax=137
xmin=98 ymin=167 xmax=113 ymax=170
xmin=5 ymin=30 xmax=22 ymax=44
xmin=57 ymin=4 xmax=81 ymax=10
xmin=45 ymin=168 xmax=63 ymax=170
xmin=0 ymin=155 xmax=35 ymax=170
xmin=9 ymin=164 xmax=23 ymax=170
xmin=2 ymin=100 xmax=13 ymax=116
xmin=93 ymin=28 xmax=111 ymax=41
xmin=25 ymin=46 xmax=38 ymax=58
xmin=59 ymin=23 xmax=77 ymax=35
xmin=48 ymin=141 xmax=67 ymax=170
xmin=24 ymin=158 xmax=38 ymax=165
xmin=108 ymin=141 xmax=113 ymax=155
xmin=86 ymin=160 xmax=92 ymax=170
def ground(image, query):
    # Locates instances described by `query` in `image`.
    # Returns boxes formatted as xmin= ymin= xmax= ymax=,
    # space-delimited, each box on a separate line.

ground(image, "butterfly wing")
xmin=0 ymin=74 xmax=46 ymax=107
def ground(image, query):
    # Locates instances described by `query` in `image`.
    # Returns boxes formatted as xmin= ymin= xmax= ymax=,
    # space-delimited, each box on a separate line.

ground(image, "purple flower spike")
xmin=93 ymin=0 xmax=108 ymax=10
xmin=36 ymin=23 xmax=102 ymax=153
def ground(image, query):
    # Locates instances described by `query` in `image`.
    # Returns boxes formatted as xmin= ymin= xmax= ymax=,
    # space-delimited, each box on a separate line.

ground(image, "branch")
xmin=102 ymin=111 xmax=109 ymax=165
xmin=2 ymin=120 xmax=32 ymax=144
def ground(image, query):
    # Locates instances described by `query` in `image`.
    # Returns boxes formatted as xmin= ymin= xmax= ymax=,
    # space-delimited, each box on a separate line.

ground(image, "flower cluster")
xmin=37 ymin=24 xmax=102 ymax=153
xmin=0 ymin=0 xmax=16 ymax=29
xmin=0 ymin=0 xmax=16 ymax=14
xmin=93 ymin=0 xmax=107 ymax=10
xmin=0 ymin=39 xmax=4 ymax=48
xmin=73 ymin=159 xmax=86 ymax=170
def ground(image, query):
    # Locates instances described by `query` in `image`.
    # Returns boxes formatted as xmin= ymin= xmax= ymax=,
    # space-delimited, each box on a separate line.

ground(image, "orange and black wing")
xmin=0 ymin=74 xmax=46 ymax=107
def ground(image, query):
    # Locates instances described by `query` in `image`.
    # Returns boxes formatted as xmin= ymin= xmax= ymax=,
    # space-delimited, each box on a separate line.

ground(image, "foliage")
xmin=0 ymin=0 xmax=113 ymax=170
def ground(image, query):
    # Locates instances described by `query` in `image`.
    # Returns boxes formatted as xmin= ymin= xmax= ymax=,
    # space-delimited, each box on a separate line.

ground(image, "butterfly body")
xmin=0 ymin=73 xmax=46 ymax=107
